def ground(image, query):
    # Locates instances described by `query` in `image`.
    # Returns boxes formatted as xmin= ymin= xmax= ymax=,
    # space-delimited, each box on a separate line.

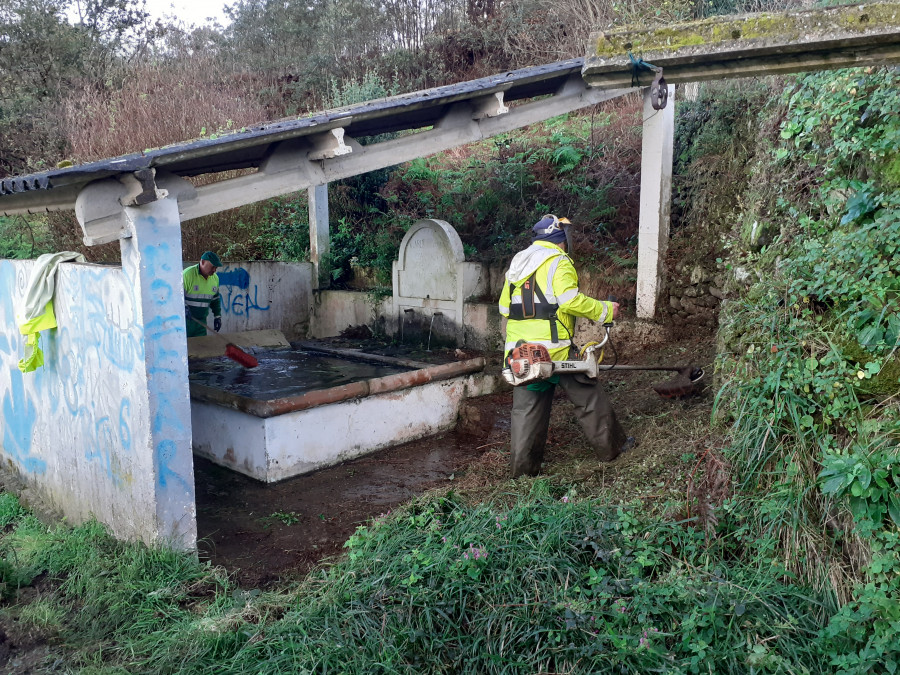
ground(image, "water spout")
xmin=427 ymin=312 xmax=443 ymax=352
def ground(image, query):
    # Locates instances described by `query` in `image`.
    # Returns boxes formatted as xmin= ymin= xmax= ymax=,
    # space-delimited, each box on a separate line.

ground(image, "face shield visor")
xmin=561 ymin=218 xmax=575 ymax=253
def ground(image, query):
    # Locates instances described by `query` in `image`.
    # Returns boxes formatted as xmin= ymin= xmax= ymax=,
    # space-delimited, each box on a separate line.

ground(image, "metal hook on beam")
xmin=628 ymin=52 xmax=668 ymax=110
xmin=650 ymin=69 xmax=668 ymax=110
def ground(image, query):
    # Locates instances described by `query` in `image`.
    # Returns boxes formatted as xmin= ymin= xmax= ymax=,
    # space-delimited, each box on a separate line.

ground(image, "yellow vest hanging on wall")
xmin=17 ymin=252 xmax=86 ymax=373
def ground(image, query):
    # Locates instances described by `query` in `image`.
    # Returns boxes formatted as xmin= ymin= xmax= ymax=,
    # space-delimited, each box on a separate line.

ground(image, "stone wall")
xmin=0 ymin=253 xmax=194 ymax=547
xmin=666 ymin=261 xmax=724 ymax=334
xmin=665 ymin=261 xmax=757 ymax=335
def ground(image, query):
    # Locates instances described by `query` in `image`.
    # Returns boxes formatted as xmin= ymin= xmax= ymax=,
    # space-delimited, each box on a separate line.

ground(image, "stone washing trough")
xmin=188 ymin=342 xmax=492 ymax=482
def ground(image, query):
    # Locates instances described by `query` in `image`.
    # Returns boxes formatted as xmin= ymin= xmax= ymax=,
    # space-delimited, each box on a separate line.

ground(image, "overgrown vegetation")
xmin=0 ymin=216 xmax=53 ymax=259
xmin=0 ymin=487 xmax=835 ymax=673
xmin=713 ymin=65 xmax=900 ymax=673
xmin=2 ymin=0 xmax=899 ymax=672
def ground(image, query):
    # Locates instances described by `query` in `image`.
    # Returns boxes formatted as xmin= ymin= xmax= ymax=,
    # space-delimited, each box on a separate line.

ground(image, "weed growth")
xmin=714 ymin=66 xmax=900 ymax=672
xmin=0 ymin=487 xmax=836 ymax=673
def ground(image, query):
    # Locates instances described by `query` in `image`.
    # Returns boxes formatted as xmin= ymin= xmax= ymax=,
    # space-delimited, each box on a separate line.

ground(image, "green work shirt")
xmin=183 ymin=264 xmax=222 ymax=337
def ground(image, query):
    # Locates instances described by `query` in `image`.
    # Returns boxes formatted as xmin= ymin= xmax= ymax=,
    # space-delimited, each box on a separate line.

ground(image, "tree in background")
xmin=0 ymin=0 xmax=150 ymax=176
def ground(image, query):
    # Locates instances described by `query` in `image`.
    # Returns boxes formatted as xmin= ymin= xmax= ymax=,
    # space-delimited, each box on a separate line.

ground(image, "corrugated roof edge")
xmin=0 ymin=58 xmax=585 ymax=197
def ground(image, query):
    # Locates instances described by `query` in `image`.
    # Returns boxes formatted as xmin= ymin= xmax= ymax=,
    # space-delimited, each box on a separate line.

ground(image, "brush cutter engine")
xmin=504 ymin=343 xmax=555 ymax=384
xmin=502 ymin=336 xmax=607 ymax=387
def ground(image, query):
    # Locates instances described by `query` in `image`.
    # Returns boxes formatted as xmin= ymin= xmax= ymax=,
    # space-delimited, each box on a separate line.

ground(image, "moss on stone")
xmin=881 ymin=154 xmax=900 ymax=189
xmin=740 ymin=217 xmax=777 ymax=252
xmin=839 ymin=335 xmax=900 ymax=398
xmin=592 ymin=2 xmax=900 ymax=59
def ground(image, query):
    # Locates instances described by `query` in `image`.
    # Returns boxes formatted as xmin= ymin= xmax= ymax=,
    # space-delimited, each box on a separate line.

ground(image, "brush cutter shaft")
xmin=501 ymin=325 xmax=703 ymax=398
xmin=603 ymin=364 xmax=684 ymax=372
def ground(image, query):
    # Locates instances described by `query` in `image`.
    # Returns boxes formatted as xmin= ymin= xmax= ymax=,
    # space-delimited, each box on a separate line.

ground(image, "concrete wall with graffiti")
xmin=0 ymin=259 xmax=160 ymax=542
xmin=186 ymin=261 xmax=313 ymax=339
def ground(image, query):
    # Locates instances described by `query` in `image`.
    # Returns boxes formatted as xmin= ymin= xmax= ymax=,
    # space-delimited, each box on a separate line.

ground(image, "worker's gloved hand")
xmin=609 ymin=302 xmax=620 ymax=320
xmin=213 ymin=317 xmax=222 ymax=332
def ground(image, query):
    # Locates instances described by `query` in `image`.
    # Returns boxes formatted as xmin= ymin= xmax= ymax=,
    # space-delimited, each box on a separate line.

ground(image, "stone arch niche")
xmin=392 ymin=219 xmax=482 ymax=347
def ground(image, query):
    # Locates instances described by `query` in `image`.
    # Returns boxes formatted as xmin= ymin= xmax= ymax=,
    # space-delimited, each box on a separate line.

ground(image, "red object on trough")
xmin=225 ymin=344 xmax=259 ymax=368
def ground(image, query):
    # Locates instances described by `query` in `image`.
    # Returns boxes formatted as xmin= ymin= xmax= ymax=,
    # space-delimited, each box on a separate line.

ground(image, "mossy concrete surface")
xmin=583 ymin=2 xmax=900 ymax=87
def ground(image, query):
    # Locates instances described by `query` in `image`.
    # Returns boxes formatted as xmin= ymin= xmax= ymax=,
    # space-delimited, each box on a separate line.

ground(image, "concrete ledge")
xmin=584 ymin=2 xmax=900 ymax=87
xmin=191 ymin=368 xmax=499 ymax=482
xmin=186 ymin=329 xmax=290 ymax=359
xmin=189 ymin=356 xmax=486 ymax=418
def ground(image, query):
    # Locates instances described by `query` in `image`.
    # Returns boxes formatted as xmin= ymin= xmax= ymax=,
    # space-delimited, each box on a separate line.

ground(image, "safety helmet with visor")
xmin=531 ymin=214 xmax=574 ymax=252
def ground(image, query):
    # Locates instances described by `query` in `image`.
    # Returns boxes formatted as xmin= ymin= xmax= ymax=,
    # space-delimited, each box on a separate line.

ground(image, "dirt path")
xmin=196 ymin=334 xmax=718 ymax=587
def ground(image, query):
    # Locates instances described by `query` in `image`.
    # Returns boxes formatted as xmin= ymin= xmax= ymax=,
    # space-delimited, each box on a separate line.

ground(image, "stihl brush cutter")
xmin=502 ymin=324 xmax=704 ymax=398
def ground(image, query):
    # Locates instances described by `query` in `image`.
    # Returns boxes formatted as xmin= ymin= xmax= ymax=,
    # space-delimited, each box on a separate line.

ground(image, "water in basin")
xmin=189 ymin=349 xmax=412 ymax=400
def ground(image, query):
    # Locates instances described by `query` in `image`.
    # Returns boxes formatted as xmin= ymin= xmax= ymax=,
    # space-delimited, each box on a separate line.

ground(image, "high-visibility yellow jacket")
xmin=183 ymin=265 xmax=221 ymax=337
xmin=498 ymin=241 xmax=613 ymax=361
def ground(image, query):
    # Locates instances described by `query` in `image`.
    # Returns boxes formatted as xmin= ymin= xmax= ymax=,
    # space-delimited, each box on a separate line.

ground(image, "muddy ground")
xmin=195 ymin=333 xmax=719 ymax=587
xmin=0 ymin=333 xmax=719 ymax=673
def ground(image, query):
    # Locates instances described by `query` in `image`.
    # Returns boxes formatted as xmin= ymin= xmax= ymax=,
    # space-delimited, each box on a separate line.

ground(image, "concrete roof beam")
xmin=583 ymin=1 xmax=900 ymax=87
xmin=471 ymin=92 xmax=510 ymax=119
xmin=307 ymin=128 xmax=354 ymax=161
xmin=159 ymin=82 xmax=629 ymax=225
xmin=75 ymin=171 xmax=198 ymax=246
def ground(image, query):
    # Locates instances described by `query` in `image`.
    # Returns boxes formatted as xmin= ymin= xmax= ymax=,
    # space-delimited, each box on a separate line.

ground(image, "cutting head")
xmin=652 ymin=367 xmax=704 ymax=398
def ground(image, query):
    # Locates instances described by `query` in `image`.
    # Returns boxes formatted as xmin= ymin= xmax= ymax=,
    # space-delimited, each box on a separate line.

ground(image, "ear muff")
xmin=546 ymin=216 xmax=574 ymax=252
xmin=534 ymin=215 xmax=573 ymax=248
xmin=538 ymin=215 xmax=571 ymax=234
xmin=539 ymin=214 xmax=562 ymax=234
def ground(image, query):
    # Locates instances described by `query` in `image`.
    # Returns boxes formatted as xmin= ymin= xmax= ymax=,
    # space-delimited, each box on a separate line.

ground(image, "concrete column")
xmin=308 ymin=184 xmax=330 ymax=289
xmin=636 ymin=84 xmax=675 ymax=319
xmin=120 ymin=197 xmax=196 ymax=550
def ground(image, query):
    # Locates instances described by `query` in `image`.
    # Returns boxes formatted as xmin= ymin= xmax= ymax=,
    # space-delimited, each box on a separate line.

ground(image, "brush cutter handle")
xmin=604 ymin=295 xmax=617 ymax=327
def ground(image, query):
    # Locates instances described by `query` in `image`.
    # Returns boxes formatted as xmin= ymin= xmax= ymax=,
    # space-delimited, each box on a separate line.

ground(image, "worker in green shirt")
xmin=183 ymin=251 xmax=223 ymax=338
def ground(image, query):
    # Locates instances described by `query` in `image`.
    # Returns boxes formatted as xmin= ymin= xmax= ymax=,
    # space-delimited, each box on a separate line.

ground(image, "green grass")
xmin=0 ymin=488 xmax=835 ymax=674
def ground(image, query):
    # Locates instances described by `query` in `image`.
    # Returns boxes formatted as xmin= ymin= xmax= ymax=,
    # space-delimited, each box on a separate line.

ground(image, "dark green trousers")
xmin=510 ymin=375 xmax=626 ymax=478
xmin=186 ymin=320 xmax=207 ymax=338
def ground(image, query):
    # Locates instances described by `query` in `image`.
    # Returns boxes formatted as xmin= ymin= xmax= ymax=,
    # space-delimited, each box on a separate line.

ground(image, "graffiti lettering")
xmin=1 ymin=368 xmax=46 ymax=474
xmin=221 ymin=284 xmax=270 ymax=317
xmin=141 ymin=238 xmax=191 ymax=497
xmin=217 ymin=268 xmax=250 ymax=290
xmin=0 ymin=260 xmax=142 ymax=478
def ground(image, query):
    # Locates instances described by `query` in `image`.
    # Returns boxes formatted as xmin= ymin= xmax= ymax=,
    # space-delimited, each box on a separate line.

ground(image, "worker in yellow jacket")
xmin=498 ymin=215 xmax=630 ymax=477
xmin=183 ymin=251 xmax=223 ymax=338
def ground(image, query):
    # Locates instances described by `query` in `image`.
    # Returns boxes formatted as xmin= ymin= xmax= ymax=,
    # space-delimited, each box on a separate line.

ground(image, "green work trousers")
xmin=186 ymin=317 xmax=208 ymax=338
xmin=510 ymin=375 xmax=626 ymax=478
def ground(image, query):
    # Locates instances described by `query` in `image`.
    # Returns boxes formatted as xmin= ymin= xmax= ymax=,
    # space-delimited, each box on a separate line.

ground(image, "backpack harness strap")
xmin=507 ymin=272 xmax=560 ymax=343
